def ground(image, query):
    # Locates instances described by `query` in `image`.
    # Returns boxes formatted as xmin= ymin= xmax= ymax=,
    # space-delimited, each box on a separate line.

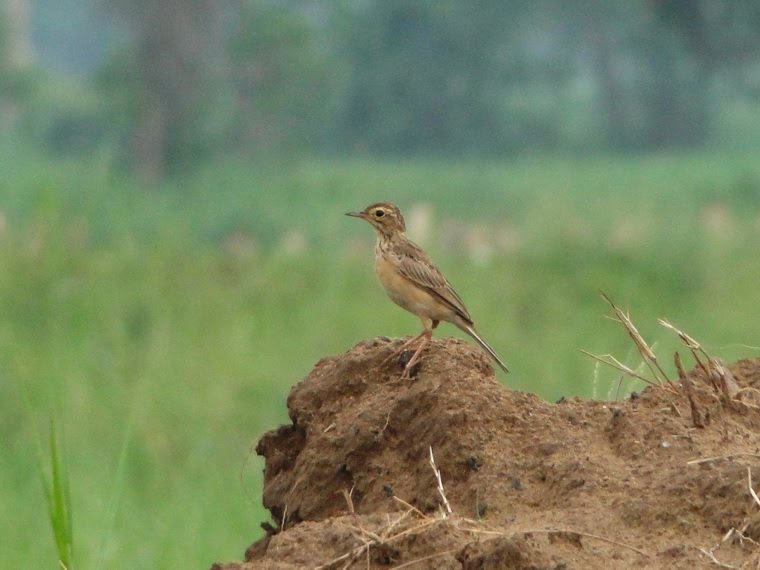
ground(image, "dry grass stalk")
xmin=429 ymin=446 xmax=453 ymax=516
xmin=698 ymin=520 xmax=760 ymax=570
xmin=579 ymin=351 xmax=659 ymax=387
xmin=440 ymin=520 xmax=650 ymax=558
xmin=749 ymin=467 xmax=760 ymax=510
xmin=716 ymin=366 xmax=740 ymax=400
xmin=390 ymin=548 xmax=458 ymax=569
xmin=392 ymin=496 xmax=426 ymax=519
xmin=318 ymin=445 xmax=653 ymax=568
xmin=733 ymin=511 xmax=760 ymax=566
xmin=279 ymin=474 xmax=305 ymax=529
xmin=280 ymin=504 xmax=288 ymax=531
xmin=341 ymin=485 xmax=355 ymax=514
xmin=736 ymin=387 xmax=760 ymax=399
xmin=379 ymin=411 xmax=391 ymax=436
xmin=316 ymin=514 xmax=653 ymax=568
xmin=687 ymin=453 xmax=760 ymax=466
xmin=732 ymin=527 xmax=760 ymax=548
xmin=316 ymin=504 xmax=654 ymax=568
xmin=659 ymin=318 xmax=709 ymax=368
xmin=734 ymin=387 xmax=760 ymax=412
xmin=699 ymin=528 xmax=743 ymax=569
xmin=675 ymin=351 xmax=706 ymax=428
xmin=521 ymin=528 xmax=650 ymax=557
xmin=659 ymin=319 xmax=740 ymax=399
xmin=699 ymin=546 xmax=739 ymax=569
xmin=601 ymin=291 xmax=670 ymax=384
xmin=316 ymin=447 xmax=456 ymax=569
xmin=313 ymin=512 xmax=439 ymax=570
xmin=384 ymin=510 xmax=415 ymax=535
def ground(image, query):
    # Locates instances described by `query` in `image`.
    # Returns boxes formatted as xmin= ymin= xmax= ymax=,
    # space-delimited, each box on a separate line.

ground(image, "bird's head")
xmin=346 ymin=202 xmax=406 ymax=237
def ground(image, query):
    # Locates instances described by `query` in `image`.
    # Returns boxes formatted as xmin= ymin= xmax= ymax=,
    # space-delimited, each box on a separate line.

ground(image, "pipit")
xmin=346 ymin=202 xmax=509 ymax=377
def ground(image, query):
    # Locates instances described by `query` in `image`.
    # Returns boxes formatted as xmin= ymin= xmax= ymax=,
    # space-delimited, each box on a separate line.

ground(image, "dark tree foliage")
xmin=335 ymin=0 xmax=521 ymax=155
xmin=97 ymin=0 xmax=226 ymax=182
xmin=11 ymin=0 xmax=760 ymax=177
xmin=227 ymin=2 xmax=336 ymax=153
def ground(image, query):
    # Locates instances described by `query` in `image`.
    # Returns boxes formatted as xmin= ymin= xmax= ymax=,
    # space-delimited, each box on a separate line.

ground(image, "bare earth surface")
xmin=213 ymin=338 xmax=760 ymax=570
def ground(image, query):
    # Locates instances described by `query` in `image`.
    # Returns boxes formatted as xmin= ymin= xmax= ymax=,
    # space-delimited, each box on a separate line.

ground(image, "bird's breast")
xmin=374 ymin=245 xmax=448 ymax=321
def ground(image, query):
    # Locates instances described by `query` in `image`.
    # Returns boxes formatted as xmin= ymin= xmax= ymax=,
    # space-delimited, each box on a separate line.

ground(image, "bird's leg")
xmin=382 ymin=319 xmax=438 ymax=376
xmin=381 ymin=331 xmax=427 ymax=367
xmin=397 ymin=331 xmax=427 ymax=353
xmin=400 ymin=329 xmax=432 ymax=379
xmin=398 ymin=319 xmax=437 ymax=379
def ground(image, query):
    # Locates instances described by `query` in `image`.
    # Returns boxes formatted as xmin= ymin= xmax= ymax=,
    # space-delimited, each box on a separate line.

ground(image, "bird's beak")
xmin=345 ymin=211 xmax=365 ymax=219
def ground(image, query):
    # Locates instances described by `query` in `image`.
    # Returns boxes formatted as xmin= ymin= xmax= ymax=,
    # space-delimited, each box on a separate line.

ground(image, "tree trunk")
xmin=587 ymin=25 xmax=630 ymax=150
xmin=132 ymin=95 xmax=168 ymax=186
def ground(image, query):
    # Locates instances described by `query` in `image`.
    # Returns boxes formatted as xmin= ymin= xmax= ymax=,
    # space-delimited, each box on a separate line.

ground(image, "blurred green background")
xmin=2 ymin=1 xmax=760 ymax=568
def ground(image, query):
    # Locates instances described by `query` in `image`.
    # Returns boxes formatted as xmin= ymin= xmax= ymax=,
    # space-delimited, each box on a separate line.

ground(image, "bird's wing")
xmin=393 ymin=240 xmax=473 ymax=324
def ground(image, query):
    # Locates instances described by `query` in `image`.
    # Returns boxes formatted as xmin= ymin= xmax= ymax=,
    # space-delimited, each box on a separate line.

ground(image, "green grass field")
xmin=2 ymin=145 xmax=760 ymax=568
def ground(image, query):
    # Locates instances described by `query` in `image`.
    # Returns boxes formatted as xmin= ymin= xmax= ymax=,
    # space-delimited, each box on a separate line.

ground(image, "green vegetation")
xmin=6 ymin=2 xmax=760 ymax=567
xmin=38 ymin=419 xmax=75 ymax=569
xmin=8 ymin=1 xmax=760 ymax=180
xmin=2 ymin=148 xmax=760 ymax=568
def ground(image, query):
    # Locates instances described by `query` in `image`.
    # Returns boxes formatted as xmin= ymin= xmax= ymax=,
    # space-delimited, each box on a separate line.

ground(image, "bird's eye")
xmin=375 ymin=210 xmax=385 ymax=218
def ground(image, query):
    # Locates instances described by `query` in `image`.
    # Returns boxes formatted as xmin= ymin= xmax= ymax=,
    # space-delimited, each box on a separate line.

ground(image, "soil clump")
xmin=214 ymin=337 xmax=760 ymax=569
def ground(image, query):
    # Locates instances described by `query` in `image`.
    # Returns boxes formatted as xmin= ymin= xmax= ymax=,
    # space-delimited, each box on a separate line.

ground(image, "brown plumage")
xmin=346 ymin=202 xmax=509 ymax=376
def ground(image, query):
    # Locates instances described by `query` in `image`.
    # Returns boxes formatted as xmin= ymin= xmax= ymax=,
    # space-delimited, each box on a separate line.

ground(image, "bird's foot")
xmin=381 ymin=347 xmax=419 ymax=378
xmin=380 ymin=337 xmax=420 ymax=367
xmin=398 ymin=350 xmax=422 ymax=379
xmin=381 ymin=333 xmax=430 ymax=379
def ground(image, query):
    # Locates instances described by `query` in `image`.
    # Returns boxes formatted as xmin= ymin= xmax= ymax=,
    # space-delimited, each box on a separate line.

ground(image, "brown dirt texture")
xmin=213 ymin=337 xmax=760 ymax=570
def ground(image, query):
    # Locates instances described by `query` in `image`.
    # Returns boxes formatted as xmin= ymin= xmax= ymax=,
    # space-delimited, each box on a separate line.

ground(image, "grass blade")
xmin=93 ymin=415 xmax=134 ymax=569
xmin=45 ymin=418 xmax=75 ymax=570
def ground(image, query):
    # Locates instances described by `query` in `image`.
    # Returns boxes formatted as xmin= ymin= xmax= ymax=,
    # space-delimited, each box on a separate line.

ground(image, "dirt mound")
xmin=214 ymin=338 xmax=760 ymax=569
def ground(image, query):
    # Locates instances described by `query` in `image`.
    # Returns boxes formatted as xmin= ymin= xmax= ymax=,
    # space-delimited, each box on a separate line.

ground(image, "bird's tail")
xmin=463 ymin=324 xmax=510 ymax=373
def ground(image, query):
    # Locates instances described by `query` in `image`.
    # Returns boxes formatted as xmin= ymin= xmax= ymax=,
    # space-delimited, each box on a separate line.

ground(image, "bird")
xmin=346 ymin=202 xmax=509 ymax=378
